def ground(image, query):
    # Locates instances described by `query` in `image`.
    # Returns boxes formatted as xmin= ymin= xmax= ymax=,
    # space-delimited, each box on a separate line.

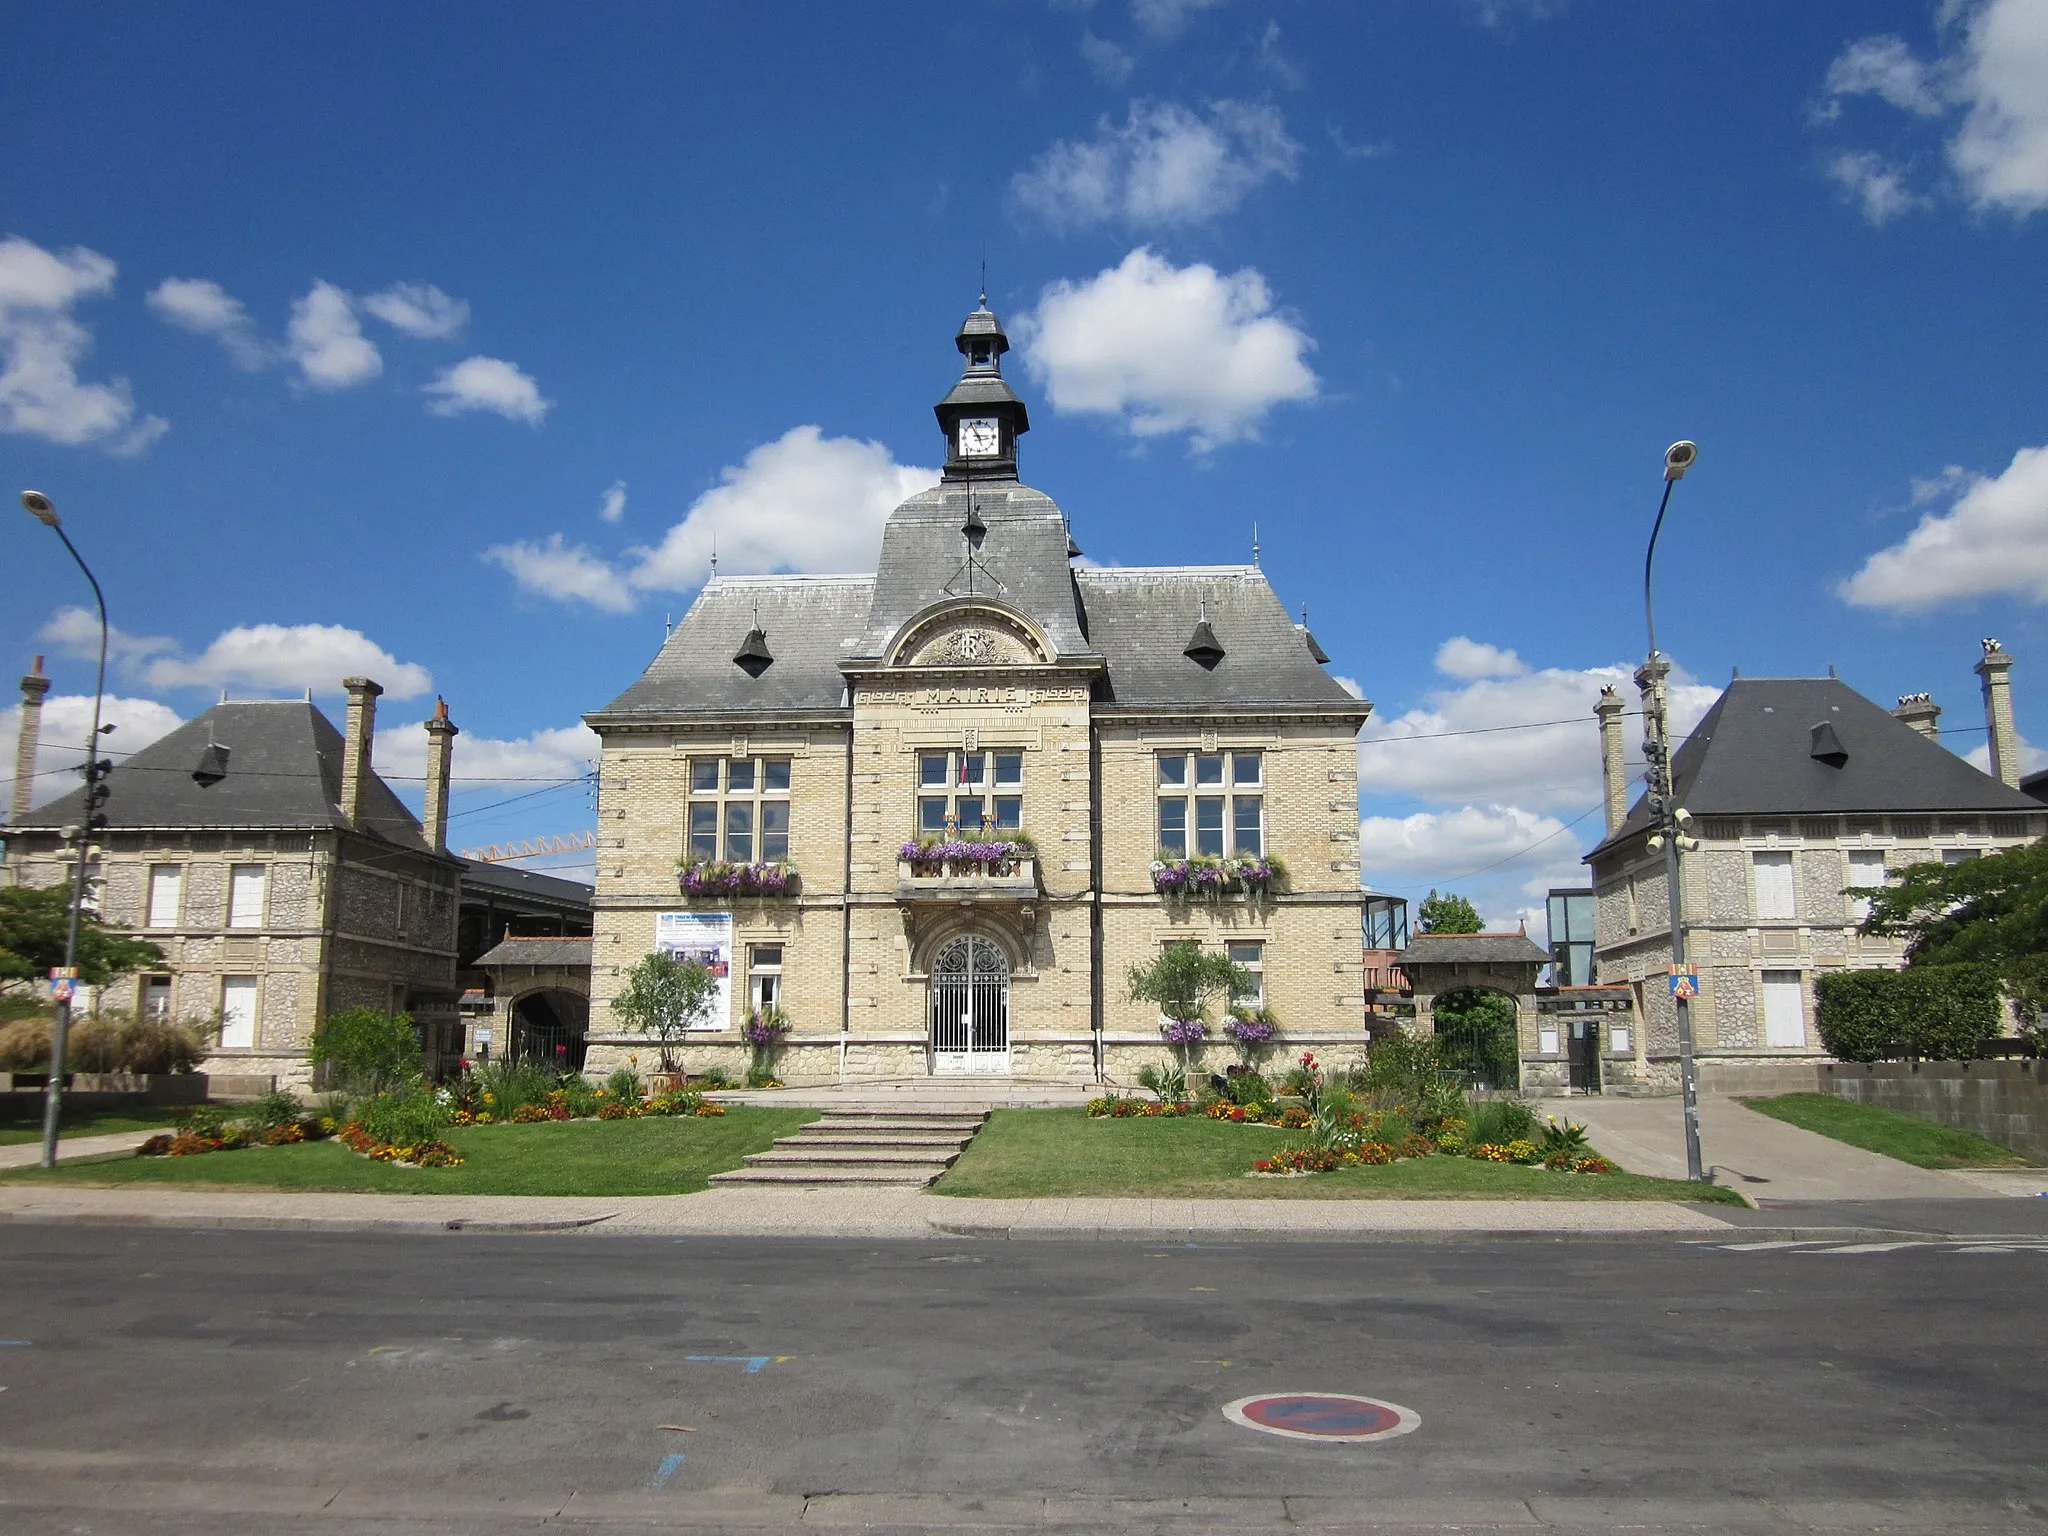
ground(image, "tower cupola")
xmin=935 ymin=297 xmax=1030 ymax=482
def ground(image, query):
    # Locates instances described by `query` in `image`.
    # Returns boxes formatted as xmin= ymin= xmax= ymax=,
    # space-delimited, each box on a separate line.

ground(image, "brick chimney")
xmin=1892 ymin=692 xmax=1941 ymax=740
xmin=1974 ymin=640 xmax=2020 ymax=787
xmin=12 ymin=656 xmax=50 ymax=822
xmin=422 ymin=696 xmax=459 ymax=854
xmin=1595 ymin=685 xmax=1629 ymax=835
xmin=339 ymin=676 xmax=383 ymax=825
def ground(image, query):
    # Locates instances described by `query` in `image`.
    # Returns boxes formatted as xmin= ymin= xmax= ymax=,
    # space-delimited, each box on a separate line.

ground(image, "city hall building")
xmin=581 ymin=302 xmax=1371 ymax=1083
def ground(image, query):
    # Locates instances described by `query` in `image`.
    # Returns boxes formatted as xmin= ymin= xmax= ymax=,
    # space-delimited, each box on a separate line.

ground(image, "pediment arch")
xmin=885 ymin=598 xmax=1056 ymax=669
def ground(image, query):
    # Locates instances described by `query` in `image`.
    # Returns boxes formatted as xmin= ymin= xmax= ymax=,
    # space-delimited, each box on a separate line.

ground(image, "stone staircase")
xmin=707 ymin=1108 xmax=989 ymax=1188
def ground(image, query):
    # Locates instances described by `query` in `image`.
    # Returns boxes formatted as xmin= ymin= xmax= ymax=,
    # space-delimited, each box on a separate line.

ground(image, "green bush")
xmin=693 ymin=1065 xmax=733 ymax=1090
xmin=1816 ymin=964 xmax=2005 ymax=1062
xmin=311 ymin=1007 xmax=421 ymax=1094
xmin=1224 ymin=1072 xmax=1271 ymax=1107
xmin=472 ymin=1059 xmax=553 ymax=1117
xmin=558 ymin=1073 xmax=602 ymax=1117
xmin=355 ymin=1082 xmax=450 ymax=1148
xmin=66 ymin=1017 xmax=125 ymax=1072
xmin=117 ymin=1017 xmax=205 ymax=1074
xmin=605 ymin=1066 xmax=643 ymax=1104
xmin=242 ymin=1088 xmax=305 ymax=1132
xmin=1469 ymin=1098 xmax=1539 ymax=1145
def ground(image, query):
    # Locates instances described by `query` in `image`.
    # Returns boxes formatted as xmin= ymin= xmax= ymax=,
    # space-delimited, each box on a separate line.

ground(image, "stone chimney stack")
xmin=1975 ymin=639 xmax=2021 ymax=787
xmin=339 ymin=676 xmax=383 ymax=825
xmin=12 ymin=656 xmax=50 ymax=823
xmin=1595 ymin=685 xmax=1629 ymax=835
xmin=422 ymin=696 xmax=459 ymax=855
xmin=1892 ymin=692 xmax=1942 ymax=740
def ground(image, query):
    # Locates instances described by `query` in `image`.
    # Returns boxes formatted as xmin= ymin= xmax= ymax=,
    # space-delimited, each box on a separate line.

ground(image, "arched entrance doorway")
xmin=510 ymin=987 xmax=590 ymax=1073
xmin=1431 ymin=988 xmax=1520 ymax=1091
xmin=930 ymin=935 xmax=1010 ymax=1075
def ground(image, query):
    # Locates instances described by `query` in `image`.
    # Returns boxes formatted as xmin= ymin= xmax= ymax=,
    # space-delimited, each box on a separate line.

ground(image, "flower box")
xmin=1149 ymin=854 xmax=1287 ymax=903
xmin=677 ymin=860 xmax=799 ymax=898
xmin=898 ymin=835 xmax=1035 ymax=879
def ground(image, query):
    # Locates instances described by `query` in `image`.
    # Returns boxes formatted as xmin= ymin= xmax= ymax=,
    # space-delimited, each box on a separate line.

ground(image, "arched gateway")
xmin=930 ymin=935 xmax=1010 ymax=1075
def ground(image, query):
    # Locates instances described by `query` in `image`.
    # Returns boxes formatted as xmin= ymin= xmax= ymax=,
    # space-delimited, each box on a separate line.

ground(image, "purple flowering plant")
xmin=678 ymin=860 xmax=798 ymax=898
xmin=900 ymin=830 xmax=1036 ymax=872
xmin=1149 ymin=852 xmax=1289 ymax=903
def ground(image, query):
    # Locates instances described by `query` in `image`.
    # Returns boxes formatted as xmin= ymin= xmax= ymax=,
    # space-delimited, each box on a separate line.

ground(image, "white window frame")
xmin=146 ymin=864 xmax=184 ymax=929
xmin=1846 ymin=849 xmax=1888 ymax=925
xmin=1761 ymin=970 xmax=1805 ymax=1048
xmin=1226 ymin=941 xmax=1264 ymax=1011
xmin=219 ymin=975 xmax=259 ymax=1050
xmin=228 ymin=864 xmax=266 ymax=929
xmin=688 ymin=756 xmax=793 ymax=863
xmin=748 ymin=943 xmax=783 ymax=1015
xmin=140 ymin=974 xmax=172 ymax=1022
xmin=1156 ymin=750 xmax=1263 ymax=858
xmin=1753 ymin=851 xmax=1797 ymax=921
xmin=916 ymin=749 xmax=1023 ymax=837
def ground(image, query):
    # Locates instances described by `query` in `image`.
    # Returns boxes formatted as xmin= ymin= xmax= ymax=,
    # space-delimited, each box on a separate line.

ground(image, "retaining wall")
xmin=1822 ymin=1059 xmax=2046 ymax=1163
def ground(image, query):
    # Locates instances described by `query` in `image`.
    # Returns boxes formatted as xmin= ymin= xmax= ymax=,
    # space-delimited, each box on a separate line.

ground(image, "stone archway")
xmin=928 ymin=934 xmax=1012 ymax=1076
xmin=509 ymin=986 xmax=590 ymax=1072
xmin=1428 ymin=986 xmax=1522 ymax=1090
xmin=472 ymin=936 xmax=592 ymax=1071
xmin=1398 ymin=932 xmax=1551 ymax=1093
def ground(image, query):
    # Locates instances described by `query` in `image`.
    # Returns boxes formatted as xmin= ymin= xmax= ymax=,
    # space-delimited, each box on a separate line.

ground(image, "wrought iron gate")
xmin=930 ymin=935 xmax=1010 ymax=1075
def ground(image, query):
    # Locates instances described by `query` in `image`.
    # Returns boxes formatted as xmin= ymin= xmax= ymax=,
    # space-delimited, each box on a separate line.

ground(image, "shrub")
xmin=1135 ymin=1059 xmax=1188 ymax=1104
xmin=66 ymin=1017 xmax=125 ymax=1072
xmin=605 ymin=1066 xmax=643 ymax=1104
xmin=1469 ymin=1098 xmax=1539 ymax=1145
xmin=1538 ymin=1117 xmax=1592 ymax=1160
xmin=471 ymin=1059 xmax=553 ymax=1119
xmin=1224 ymin=1072 xmax=1271 ymax=1108
xmin=354 ymin=1083 xmax=450 ymax=1149
xmin=693 ymin=1066 xmax=733 ymax=1090
xmin=1816 ymin=964 xmax=2006 ymax=1062
xmin=118 ymin=1017 xmax=205 ymax=1074
xmin=242 ymin=1088 xmax=305 ymax=1132
xmin=0 ymin=1016 xmax=52 ymax=1072
xmin=558 ymin=1074 xmax=602 ymax=1117
xmin=311 ymin=1007 xmax=421 ymax=1094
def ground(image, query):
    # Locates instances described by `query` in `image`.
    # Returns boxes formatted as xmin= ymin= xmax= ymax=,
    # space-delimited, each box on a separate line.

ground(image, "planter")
xmin=72 ymin=1072 xmax=211 ymax=1105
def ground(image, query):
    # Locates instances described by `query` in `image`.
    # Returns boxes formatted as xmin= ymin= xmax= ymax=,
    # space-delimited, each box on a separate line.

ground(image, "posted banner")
xmin=655 ymin=911 xmax=733 ymax=1030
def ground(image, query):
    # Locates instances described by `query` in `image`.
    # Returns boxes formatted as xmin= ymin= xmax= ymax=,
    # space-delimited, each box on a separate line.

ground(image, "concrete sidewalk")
xmin=0 ymin=1181 xmax=1745 ymax=1240
xmin=1552 ymin=1093 xmax=2048 ymax=1200
xmin=0 ymin=1127 xmax=165 ymax=1170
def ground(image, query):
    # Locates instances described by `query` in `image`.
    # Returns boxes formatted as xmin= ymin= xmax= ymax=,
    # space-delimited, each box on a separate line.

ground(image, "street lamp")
xmin=1637 ymin=443 xmax=1707 ymax=1185
xmin=20 ymin=490 xmax=112 ymax=1171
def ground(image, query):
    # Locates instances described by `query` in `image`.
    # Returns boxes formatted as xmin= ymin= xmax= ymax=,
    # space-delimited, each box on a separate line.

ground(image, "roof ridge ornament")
xmin=1184 ymin=596 xmax=1226 ymax=670
xmin=733 ymin=607 xmax=774 ymax=677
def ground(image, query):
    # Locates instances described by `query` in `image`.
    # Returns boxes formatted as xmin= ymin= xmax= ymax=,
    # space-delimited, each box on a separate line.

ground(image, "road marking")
xmin=684 ymin=1355 xmax=790 ymax=1374
xmin=1808 ymin=1242 xmax=1925 ymax=1254
xmin=1698 ymin=1239 xmax=2048 ymax=1255
xmin=1717 ymin=1240 xmax=1816 ymax=1251
xmin=1223 ymin=1393 xmax=1420 ymax=1444
xmin=650 ymin=1453 xmax=684 ymax=1489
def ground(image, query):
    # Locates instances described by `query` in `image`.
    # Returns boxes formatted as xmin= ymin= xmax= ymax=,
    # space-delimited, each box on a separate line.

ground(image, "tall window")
xmin=688 ymin=757 xmax=791 ymax=863
xmin=1156 ymin=751 xmax=1262 ymax=857
xmin=227 ymin=865 xmax=266 ymax=929
xmin=1226 ymin=941 xmax=1264 ymax=1011
xmin=1753 ymin=851 xmax=1796 ymax=921
xmin=219 ymin=975 xmax=259 ymax=1049
xmin=1846 ymin=849 xmax=1888 ymax=924
xmin=140 ymin=975 xmax=171 ymax=1022
xmin=918 ymin=750 xmax=1022 ymax=835
xmin=1761 ymin=970 xmax=1805 ymax=1048
xmin=748 ymin=944 xmax=783 ymax=1015
xmin=147 ymin=865 xmax=183 ymax=929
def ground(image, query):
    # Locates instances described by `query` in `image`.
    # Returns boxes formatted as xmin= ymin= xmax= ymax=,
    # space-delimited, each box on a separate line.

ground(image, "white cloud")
xmin=1333 ymin=674 xmax=1364 ymax=700
xmin=375 ymin=719 xmax=599 ymax=789
xmin=0 ymin=693 xmax=184 ymax=813
xmin=1080 ymin=32 xmax=1134 ymax=85
xmin=1131 ymin=0 xmax=1227 ymax=37
xmin=38 ymin=606 xmax=175 ymax=663
xmin=1359 ymin=804 xmax=1589 ymax=933
xmin=1965 ymin=735 xmax=2048 ymax=776
xmin=1827 ymin=150 xmax=1928 ymax=223
xmin=424 ymin=355 xmax=550 ymax=424
xmin=1817 ymin=1 xmax=2048 ymax=217
xmin=147 ymin=277 xmax=270 ymax=368
xmin=1357 ymin=647 xmax=1719 ymax=815
xmin=1434 ymin=636 xmax=1528 ymax=680
xmin=0 ymin=235 xmax=166 ymax=454
xmin=598 ymin=480 xmax=627 ymax=523
xmin=1014 ymin=248 xmax=1317 ymax=450
xmin=484 ymin=533 xmax=636 ymax=613
xmin=1327 ymin=124 xmax=1392 ymax=160
xmin=1839 ymin=442 xmax=2048 ymax=610
xmin=626 ymin=426 xmax=937 ymax=593
xmin=1257 ymin=21 xmax=1305 ymax=90
xmin=361 ymin=282 xmax=469 ymax=340
xmin=1012 ymin=100 xmax=1301 ymax=229
xmin=286 ymin=280 xmax=381 ymax=390
xmin=142 ymin=624 xmax=432 ymax=699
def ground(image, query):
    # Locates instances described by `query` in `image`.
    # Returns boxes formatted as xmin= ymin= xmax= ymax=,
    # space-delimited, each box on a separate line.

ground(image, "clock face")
xmin=958 ymin=418 xmax=1001 ymax=457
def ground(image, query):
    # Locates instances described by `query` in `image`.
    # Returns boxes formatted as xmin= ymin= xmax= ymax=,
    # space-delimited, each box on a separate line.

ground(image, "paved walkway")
xmin=1550 ymin=1093 xmax=2048 ymax=1200
xmin=0 ymin=1127 xmax=163 ymax=1170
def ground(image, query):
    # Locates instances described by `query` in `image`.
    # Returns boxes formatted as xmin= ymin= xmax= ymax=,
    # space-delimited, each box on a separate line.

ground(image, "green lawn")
xmin=1740 ymin=1093 xmax=2032 ymax=1169
xmin=931 ymin=1108 xmax=1744 ymax=1203
xmin=0 ymin=1108 xmax=817 ymax=1195
xmin=0 ymin=1107 xmax=190 ymax=1146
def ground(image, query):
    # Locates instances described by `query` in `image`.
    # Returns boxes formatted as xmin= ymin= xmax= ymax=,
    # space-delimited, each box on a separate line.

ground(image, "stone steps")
xmin=708 ymin=1107 xmax=989 ymax=1188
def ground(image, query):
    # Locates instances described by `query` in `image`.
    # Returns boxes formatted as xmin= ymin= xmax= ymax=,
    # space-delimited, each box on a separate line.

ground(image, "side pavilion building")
xmin=583 ymin=303 xmax=1371 ymax=1083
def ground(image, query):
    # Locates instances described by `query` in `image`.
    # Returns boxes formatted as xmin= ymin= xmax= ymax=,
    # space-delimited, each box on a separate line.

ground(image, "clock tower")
xmin=935 ymin=298 xmax=1030 ymax=482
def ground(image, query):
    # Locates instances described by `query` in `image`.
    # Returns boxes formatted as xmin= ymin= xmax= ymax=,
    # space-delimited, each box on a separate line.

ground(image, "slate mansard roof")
xmin=1589 ymin=676 xmax=2043 ymax=859
xmin=6 ymin=698 xmax=428 ymax=848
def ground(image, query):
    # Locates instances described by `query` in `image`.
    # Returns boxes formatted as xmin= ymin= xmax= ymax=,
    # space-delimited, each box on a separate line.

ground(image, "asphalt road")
xmin=2 ymin=1226 xmax=2044 ymax=1534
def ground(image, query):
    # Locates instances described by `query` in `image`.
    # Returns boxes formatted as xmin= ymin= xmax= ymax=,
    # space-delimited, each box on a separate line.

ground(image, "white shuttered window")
xmin=219 ymin=976 xmax=258 ymax=1049
xmin=1753 ymin=852 xmax=1796 ymax=921
xmin=146 ymin=865 xmax=183 ymax=929
xmin=1762 ymin=970 xmax=1805 ymax=1048
xmin=1847 ymin=850 xmax=1888 ymax=924
xmin=228 ymin=865 xmax=266 ymax=928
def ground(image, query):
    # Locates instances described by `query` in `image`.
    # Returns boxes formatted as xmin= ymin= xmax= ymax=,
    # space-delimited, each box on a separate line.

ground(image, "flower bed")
xmin=1149 ymin=854 xmax=1287 ymax=903
xmin=335 ymin=1120 xmax=465 ymax=1168
xmin=678 ymin=860 xmax=798 ymax=898
xmin=139 ymin=1109 xmax=333 ymax=1159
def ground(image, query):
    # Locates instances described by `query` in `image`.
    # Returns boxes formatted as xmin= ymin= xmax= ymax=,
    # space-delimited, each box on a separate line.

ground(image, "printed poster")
xmin=654 ymin=911 xmax=733 ymax=1030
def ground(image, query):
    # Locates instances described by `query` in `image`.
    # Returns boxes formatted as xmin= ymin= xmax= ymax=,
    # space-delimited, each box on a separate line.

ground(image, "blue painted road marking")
xmin=650 ymin=1453 xmax=684 ymax=1489
xmin=684 ymin=1354 xmax=788 ymax=1374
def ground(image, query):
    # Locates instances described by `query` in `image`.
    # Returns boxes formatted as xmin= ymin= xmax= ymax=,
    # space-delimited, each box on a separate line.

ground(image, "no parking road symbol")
xmin=1223 ymin=1393 xmax=1420 ymax=1443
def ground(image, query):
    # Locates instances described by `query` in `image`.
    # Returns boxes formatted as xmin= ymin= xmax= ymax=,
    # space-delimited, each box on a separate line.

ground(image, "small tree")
xmin=310 ymin=1007 xmax=421 ymax=1095
xmin=1416 ymin=889 xmax=1483 ymax=935
xmin=1127 ymin=943 xmax=1250 ymax=1074
xmin=611 ymin=951 xmax=718 ymax=1074
xmin=0 ymin=884 xmax=165 ymax=987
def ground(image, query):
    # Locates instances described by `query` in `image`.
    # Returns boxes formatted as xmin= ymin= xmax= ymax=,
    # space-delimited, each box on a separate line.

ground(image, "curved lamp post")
xmin=20 ymin=490 xmax=111 ymax=1170
xmin=1637 ymin=444 xmax=1706 ymax=1184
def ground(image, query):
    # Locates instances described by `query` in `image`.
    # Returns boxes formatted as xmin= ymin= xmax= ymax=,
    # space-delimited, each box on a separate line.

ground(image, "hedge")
xmin=1814 ymin=964 xmax=2004 ymax=1062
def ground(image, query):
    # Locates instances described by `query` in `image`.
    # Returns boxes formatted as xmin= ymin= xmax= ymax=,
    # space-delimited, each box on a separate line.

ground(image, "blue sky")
xmin=6 ymin=0 xmax=2048 ymax=930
